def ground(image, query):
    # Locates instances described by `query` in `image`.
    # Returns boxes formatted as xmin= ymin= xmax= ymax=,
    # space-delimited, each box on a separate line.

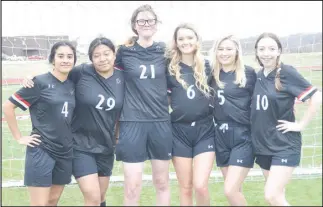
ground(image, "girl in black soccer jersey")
xmin=165 ymin=23 xmax=215 ymax=206
xmin=210 ymin=35 xmax=257 ymax=206
xmin=3 ymin=41 xmax=76 ymax=206
xmin=114 ymin=4 xmax=173 ymax=206
xmin=251 ymin=32 xmax=322 ymax=206
xmin=22 ymin=37 xmax=124 ymax=206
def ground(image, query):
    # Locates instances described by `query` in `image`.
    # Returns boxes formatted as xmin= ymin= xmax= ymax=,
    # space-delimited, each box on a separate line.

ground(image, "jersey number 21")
xmin=140 ymin=65 xmax=155 ymax=79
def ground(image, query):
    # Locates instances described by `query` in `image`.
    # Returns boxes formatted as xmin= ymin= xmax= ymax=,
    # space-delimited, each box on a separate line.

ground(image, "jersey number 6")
xmin=96 ymin=94 xmax=116 ymax=111
xmin=187 ymin=85 xmax=196 ymax=99
xmin=140 ymin=65 xmax=155 ymax=79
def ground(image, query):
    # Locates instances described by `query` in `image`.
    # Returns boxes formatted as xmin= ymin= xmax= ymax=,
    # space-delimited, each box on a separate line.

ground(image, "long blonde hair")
xmin=210 ymin=35 xmax=246 ymax=89
xmin=165 ymin=23 xmax=211 ymax=97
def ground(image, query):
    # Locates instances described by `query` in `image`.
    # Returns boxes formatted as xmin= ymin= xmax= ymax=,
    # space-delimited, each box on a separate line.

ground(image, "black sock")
xmin=100 ymin=201 xmax=106 ymax=206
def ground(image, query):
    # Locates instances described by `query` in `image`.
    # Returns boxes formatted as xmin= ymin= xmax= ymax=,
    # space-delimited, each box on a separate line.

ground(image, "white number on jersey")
xmin=140 ymin=65 xmax=156 ymax=79
xmin=217 ymin=90 xmax=225 ymax=105
xmin=256 ymin=94 xmax=269 ymax=110
xmin=61 ymin=102 xmax=69 ymax=117
xmin=187 ymin=85 xmax=196 ymax=99
xmin=105 ymin=97 xmax=116 ymax=111
xmin=96 ymin=94 xmax=116 ymax=111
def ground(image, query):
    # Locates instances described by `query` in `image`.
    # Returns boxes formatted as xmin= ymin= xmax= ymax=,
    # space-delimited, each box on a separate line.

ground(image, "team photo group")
xmin=3 ymin=3 xmax=322 ymax=207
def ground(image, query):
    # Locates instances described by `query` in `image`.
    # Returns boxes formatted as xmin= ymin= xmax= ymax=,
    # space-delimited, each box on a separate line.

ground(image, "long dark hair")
xmin=255 ymin=32 xmax=283 ymax=90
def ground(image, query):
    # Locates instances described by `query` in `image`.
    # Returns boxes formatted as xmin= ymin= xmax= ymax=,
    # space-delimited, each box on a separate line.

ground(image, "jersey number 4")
xmin=96 ymin=94 xmax=116 ymax=111
xmin=140 ymin=65 xmax=155 ymax=79
xmin=61 ymin=102 xmax=69 ymax=117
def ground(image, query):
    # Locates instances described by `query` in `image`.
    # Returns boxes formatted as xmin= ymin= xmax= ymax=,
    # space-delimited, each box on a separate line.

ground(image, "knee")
xmin=124 ymin=182 xmax=142 ymax=200
xmin=193 ymin=183 xmax=209 ymax=197
xmin=47 ymin=198 xmax=59 ymax=206
xmin=47 ymin=194 xmax=61 ymax=206
xmin=224 ymin=185 xmax=234 ymax=199
xmin=153 ymin=177 xmax=169 ymax=192
xmin=224 ymin=183 xmax=240 ymax=199
xmin=83 ymin=190 xmax=101 ymax=205
xmin=179 ymin=184 xmax=193 ymax=197
xmin=100 ymin=194 xmax=106 ymax=203
xmin=264 ymin=188 xmax=279 ymax=205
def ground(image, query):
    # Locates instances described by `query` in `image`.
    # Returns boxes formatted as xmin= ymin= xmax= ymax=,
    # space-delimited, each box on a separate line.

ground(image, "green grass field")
xmin=2 ymin=178 xmax=322 ymax=206
xmin=2 ymin=52 xmax=322 ymax=206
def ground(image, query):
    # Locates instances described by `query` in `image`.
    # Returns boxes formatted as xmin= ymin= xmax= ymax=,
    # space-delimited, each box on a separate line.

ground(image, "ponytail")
xmin=275 ymin=60 xmax=282 ymax=91
xmin=124 ymin=36 xmax=138 ymax=47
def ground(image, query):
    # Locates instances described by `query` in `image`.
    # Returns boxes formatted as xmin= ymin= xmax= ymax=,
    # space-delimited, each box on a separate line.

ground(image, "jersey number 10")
xmin=256 ymin=95 xmax=269 ymax=110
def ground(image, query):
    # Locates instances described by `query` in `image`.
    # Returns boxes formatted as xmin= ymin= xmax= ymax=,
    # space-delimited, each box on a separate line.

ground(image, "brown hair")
xmin=125 ymin=4 xmax=159 ymax=47
xmin=255 ymin=32 xmax=283 ymax=90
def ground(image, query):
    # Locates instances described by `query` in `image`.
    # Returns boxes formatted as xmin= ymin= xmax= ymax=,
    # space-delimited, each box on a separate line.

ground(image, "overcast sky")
xmin=2 ymin=1 xmax=322 ymax=45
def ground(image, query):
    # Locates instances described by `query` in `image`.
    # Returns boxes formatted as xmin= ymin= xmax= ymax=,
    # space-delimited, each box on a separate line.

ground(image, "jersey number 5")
xmin=217 ymin=90 xmax=225 ymax=105
xmin=61 ymin=102 xmax=69 ymax=117
xmin=140 ymin=65 xmax=155 ymax=79
xmin=96 ymin=94 xmax=116 ymax=111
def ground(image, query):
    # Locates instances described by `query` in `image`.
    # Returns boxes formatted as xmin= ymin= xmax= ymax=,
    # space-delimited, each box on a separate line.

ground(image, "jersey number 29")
xmin=96 ymin=94 xmax=116 ymax=111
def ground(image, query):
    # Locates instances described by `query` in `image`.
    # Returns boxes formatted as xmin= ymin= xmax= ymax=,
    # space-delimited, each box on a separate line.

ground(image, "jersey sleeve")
xmin=245 ymin=66 xmax=257 ymax=95
xmin=204 ymin=59 xmax=213 ymax=85
xmin=281 ymin=65 xmax=318 ymax=102
xmin=68 ymin=64 xmax=84 ymax=84
xmin=9 ymin=77 xmax=41 ymax=111
xmin=114 ymin=45 xmax=124 ymax=70
xmin=166 ymin=66 xmax=173 ymax=96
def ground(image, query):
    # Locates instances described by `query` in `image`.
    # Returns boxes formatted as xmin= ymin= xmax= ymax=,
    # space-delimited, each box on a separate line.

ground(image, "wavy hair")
xmin=165 ymin=23 xmax=211 ymax=97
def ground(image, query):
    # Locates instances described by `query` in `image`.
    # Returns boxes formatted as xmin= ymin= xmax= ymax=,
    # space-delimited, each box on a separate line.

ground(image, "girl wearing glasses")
xmin=114 ymin=4 xmax=173 ymax=206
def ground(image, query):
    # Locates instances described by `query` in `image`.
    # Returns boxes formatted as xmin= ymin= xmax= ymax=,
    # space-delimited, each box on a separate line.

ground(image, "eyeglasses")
xmin=136 ymin=19 xmax=157 ymax=26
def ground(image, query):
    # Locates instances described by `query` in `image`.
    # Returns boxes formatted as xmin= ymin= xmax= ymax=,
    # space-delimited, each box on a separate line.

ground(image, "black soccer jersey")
xmin=211 ymin=66 xmax=257 ymax=125
xmin=250 ymin=63 xmax=318 ymax=156
xmin=115 ymin=42 xmax=169 ymax=122
xmin=9 ymin=72 xmax=75 ymax=158
xmin=68 ymin=64 xmax=124 ymax=153
xmin=167 ymin=60 xmax=213 ymax=123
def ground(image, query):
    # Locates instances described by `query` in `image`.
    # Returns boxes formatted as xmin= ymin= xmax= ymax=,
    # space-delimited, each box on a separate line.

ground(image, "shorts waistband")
xmin=173 ymin=115 xmax=214 ymax=126
xmin=215 ymin=121 xmax=250 ymax=128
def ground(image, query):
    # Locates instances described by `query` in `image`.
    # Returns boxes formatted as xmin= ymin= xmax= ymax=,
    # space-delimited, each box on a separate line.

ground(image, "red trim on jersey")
xmin=14 ymin=93 xmax=31 ymax=107
xmin=297 ymin=86 xmax=314 ymax=101
xmin=114 ymin=66 xmax=124 ymax=71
